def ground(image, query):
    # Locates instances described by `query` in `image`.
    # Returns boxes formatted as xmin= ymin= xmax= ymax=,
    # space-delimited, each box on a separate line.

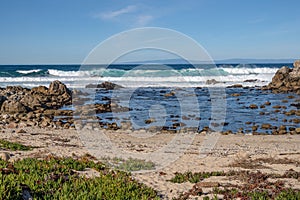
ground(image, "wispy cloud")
xmin=136 ymin=15 xmax=154 ymax=26
xmin=94 ymin=5 xmax=137 ymax=20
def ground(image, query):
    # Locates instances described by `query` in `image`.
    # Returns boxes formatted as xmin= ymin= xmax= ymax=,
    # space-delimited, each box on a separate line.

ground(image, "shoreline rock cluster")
xmin=262 ymin=60 xmax=300 ymax=94
xmin=0 ymin=81 xmax=74 ymax=129
xmin=0 ymin=60 xmax=299 ymax=134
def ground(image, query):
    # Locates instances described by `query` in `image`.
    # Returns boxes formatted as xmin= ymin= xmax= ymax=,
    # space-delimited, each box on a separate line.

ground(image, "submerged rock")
xmin=85 ymin=81 xmax=123 ymax=90
xmin=206 ymin=79 xmax=219 ymax=85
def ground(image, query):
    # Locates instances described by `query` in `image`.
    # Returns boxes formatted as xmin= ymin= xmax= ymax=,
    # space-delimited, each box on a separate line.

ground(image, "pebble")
xmin=17 ymin=129 xmax=27 ymax=134
xmin=0 ymin=152 xmax=10 ymax=161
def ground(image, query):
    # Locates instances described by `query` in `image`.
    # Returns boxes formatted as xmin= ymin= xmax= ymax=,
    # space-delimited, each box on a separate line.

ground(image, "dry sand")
xmin=1 ymin=127 xmax=300 ymax=199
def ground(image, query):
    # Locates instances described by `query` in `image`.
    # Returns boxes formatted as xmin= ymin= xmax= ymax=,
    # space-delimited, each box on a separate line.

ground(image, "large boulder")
xmin=265 ymin=60 xmax=300 ymax=94
xmin=48 ymin=80 xmax=71 ymax=95
xmin=290 ymin=60 xmax=300 ymax=78
xmin=32 ymin=85 xmax=48 ymax=95
xmin=20 ymin=94 xmax=43 ymax=110
xmin=1 ymin=100 xmax=27 ymax=113
xmin=85 ymin=81 xmax=123 ymax=90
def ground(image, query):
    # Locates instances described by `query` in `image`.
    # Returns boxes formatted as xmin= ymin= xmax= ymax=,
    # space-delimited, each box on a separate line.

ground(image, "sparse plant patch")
xmin=0 ymin=139 xmax=33 ymax=151
xmin=101 ymin=157 xmax=156 ymax=172
xmin=168 ymin=171 xmax=225 ymax=183
xmin=0 ymin=156 xmax=159 ymax=199
xmin=172 ymin=170 xmax=300 ymax=200
xmin=228 ymin=157 xmax=300 ymax=169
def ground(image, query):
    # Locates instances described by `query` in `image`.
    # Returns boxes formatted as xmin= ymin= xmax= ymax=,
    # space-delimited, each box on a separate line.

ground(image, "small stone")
xmin=278 ymin=130 xmax=287 ymax=135
xmin=293 ymin=119 xmax=300 ymax=124
xmin=17 ymin=129 xmax=27 ymax=133
xmin=164 ymin=91 xmax=176 ymax=97
xmin=195 ymin=182 xmax=220 ymax=188
xmin=249 ymin=104 xmax=258 ymax=109
xmin=265 ymin=101 xmax=271 ymax=106
xmin=0 ymin=152 xmax=10 ymax=161
xmin=144 ymin=118 xmax=156 ymax=124
xmin=252 ymin=126 xmax=258 ymax=131
xmin=231 ymin=93 xmax=241 ymax=97
xmin=261 ymin=124 xmax=271 ymax=129
xmin=279 ymin=125 xmax=287 ymax=131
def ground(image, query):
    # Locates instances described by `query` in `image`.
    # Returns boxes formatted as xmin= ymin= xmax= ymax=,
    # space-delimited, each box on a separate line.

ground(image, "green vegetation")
xmin=168 ymin=171 xmax=225 ymax=183
xmin=101 ymin=157 xmax=156 ymax=172
xmin=0 ymin=139 xmax=33 ymax=151
xmin=0 ymin=156 xmax=159 ymax=200
xmin=171 ymin=170 xmax=300 ymax=200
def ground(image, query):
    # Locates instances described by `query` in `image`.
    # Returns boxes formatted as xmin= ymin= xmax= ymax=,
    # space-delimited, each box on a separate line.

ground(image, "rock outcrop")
xmin=85 ymin=81 xmax=123 ymax=90
xmin=262 ymin=60 xmax=300 ymax=94
xmin=0 ymin=81 xmax=74 ymax=129
xmin=1 ymin=100 xmax=28 ymax=113
xmin=0 ymin=80 xmax=72 ymax=113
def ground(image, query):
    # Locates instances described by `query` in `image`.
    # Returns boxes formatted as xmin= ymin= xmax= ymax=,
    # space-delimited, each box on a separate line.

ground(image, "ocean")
xmin=1 ymin=63 xmax=299 ymax=134
xmin=0 ymin=63 xmax=292 ymax=88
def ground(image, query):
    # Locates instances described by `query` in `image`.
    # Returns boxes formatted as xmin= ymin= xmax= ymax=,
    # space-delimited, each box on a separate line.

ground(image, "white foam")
xmin=16 ymin=69 xmax=42 ymax=74
xmin=0 ymin=73 xmax=273 ymax=89
xmin=222 ymin=67 xmax=278 ymax=75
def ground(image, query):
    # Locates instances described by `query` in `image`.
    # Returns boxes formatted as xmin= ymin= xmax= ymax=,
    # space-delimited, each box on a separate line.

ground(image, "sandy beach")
xmin=1 ymin=127 xmax=299 ymax=199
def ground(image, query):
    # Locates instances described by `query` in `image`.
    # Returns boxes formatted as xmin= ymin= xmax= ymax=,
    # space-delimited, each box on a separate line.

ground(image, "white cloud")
xmin=96 ymin=5 xmax=137 ymax=20
xmin=136 ymin=15 xmax=153 ymax=26
xmin=92 ymin=5 xmax=154 ymax=27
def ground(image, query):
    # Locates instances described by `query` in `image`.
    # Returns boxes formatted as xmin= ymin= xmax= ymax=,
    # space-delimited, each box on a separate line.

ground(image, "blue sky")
xmin=0 ymin=0 xmax=299 ymax=64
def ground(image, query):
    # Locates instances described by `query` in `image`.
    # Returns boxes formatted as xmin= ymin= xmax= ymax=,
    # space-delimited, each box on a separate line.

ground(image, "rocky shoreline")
xmin=0 ymin=61 xmax=299 ymax=199
xmin=262 ymin=60 xmax=300 ymax=94
xmin=0 ymin=80 xmax=74 ymax=130
xmin=0 ymin=61 xmax=299 ymax=135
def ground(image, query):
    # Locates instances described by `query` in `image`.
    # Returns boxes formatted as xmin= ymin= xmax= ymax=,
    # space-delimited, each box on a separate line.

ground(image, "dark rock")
xmin=206 ymin=79 xmax=219 ymax=85
xmin=252 ymin=126 xmax=258 ymax=131
xmin=259 ymin=112 xmax=265 ymax=115
xmin=231 ymin=93 xmax=241 ymax=97
xmin=20 ymin=94 xmax=42 ymax=110
xmin=0 ymin=95 xmax=7 ymax=108
xmin=1 ymin=100 xmax=27 ymax=113
xmin=293 ymin=118 xmax=300 ymax=124
xmin=145 ymin=118 xmax=156 ymax=124
xmin=244 ymin=79 xmax=258 ymax=82
xmin=260 ymin=105 xmax=266 ymax=108
xmin=249 ymin=104 xmax=258 ymax=109
xmin=291 ymin=103 xmax=300 ymax=109
xmin=49 ymin=80 xmax=71 ymax=95
xmin=31 ymin=86 xmax=48 ymax=95
xmin=279 ymin=125 xmax=287 ymax=131
xmin=85 ymin=81 xmax=123 ymax=90
xmin=265 ymin=101 xmax=271 ymax=106
xmin=17 ymin=129 xmax=27 ymax=133
xmin=227 ymin=84 xmax=243 ymax=88
xmin=164 ymin=91 xmax=176 ymax=97
xmin=265 ymin=60 xmax=300 ymax=93
xmin=261 ymin=124 xmax=271 ymax=129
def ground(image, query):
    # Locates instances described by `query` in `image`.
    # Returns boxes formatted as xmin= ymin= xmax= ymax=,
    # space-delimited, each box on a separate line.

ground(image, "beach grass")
xmin=0 ymin=139 xmax=33 ymax=151
xmin=101 ymin=157 xmax=156 ymax=172
xmin=0 ymin=156 xmax=159 ymax=199
xmin=171 ymin=170 xmax=300 ymax=199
